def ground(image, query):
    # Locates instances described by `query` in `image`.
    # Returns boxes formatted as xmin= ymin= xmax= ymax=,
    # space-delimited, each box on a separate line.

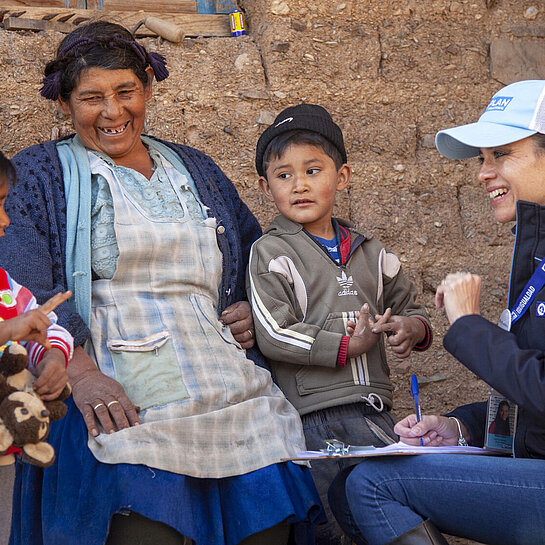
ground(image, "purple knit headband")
xmin=40 ymin=33 xmax=169 ymax=100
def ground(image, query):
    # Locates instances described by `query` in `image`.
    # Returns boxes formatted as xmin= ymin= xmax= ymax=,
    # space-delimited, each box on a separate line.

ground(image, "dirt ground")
xmin=0 ymin=1 xmax=543 ymax=543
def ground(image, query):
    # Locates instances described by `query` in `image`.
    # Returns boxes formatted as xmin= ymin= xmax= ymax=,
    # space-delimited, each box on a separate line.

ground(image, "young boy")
xmin=0 ymin=151 xmax=73 ymax=545
xmin=247 ymin=104 xmax=432 ymax=544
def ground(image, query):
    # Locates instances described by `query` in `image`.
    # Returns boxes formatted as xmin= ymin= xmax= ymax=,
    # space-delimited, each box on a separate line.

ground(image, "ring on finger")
xmin=247 ymin=329 xmax=253 ymax=338
xmin=107 ymin=400 xmax=120 ymax=408
xmin=93 ymin=403 xmax=105 ymax=411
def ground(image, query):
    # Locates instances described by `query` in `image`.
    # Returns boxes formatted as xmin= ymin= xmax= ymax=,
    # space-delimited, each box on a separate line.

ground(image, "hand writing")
xmin=394 ymin=414 xmax=464 ymax=447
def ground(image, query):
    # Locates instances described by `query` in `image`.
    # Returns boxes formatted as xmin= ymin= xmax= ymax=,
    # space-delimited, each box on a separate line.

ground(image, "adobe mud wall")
xmin=0 ymin=3 xmax=543 ymax=542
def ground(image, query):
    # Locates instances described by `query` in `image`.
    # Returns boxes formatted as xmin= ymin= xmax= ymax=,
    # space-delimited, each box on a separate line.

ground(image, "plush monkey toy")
xmin=0 ymin=343 xmax=70 ymax=467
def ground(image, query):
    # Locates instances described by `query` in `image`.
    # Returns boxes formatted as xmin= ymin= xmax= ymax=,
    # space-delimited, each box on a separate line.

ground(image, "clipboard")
xmin=284 ymin=441 xmax=505 ymax=462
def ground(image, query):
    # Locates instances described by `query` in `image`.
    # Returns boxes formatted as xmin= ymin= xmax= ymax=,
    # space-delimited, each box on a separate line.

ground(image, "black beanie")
xmin=255 ymin=104 xmax=347 ymax=176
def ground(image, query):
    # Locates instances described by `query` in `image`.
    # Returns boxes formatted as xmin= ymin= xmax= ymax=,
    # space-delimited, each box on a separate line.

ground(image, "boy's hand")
xmin=347 ymin=304 xmax=392 ymax=358
xmin=371 ymin=315 xmax=426 ymax=358
xmin=220 ymin=301 xmax=255 ymax=349
xmin=34 ymin=347 xmax=68 ymax=400
xmin=0 ymin=290 xmax=72 ymax=349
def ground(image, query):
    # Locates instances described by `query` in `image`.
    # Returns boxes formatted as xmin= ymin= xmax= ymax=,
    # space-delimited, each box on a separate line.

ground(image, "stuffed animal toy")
xmin=0 ymin=343 xmax=70 ymax=467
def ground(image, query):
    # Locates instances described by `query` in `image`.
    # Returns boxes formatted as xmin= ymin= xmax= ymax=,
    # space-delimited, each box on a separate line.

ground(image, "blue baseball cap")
xmin=435 ymin=80 xmax=545 ymax=159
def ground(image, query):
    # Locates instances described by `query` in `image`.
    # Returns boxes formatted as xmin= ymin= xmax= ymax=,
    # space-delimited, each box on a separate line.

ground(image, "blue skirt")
xmin=10 ymin=398 xmax=324 ymax=545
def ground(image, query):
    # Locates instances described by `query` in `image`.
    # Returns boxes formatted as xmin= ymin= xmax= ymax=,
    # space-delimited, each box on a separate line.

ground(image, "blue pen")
xmin=410 ymin=374 xmax=424 ymax=446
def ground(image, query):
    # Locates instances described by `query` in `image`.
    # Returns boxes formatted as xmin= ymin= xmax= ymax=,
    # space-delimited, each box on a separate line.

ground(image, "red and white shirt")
xmin=0 ymin=267 xmax=73 ymax=370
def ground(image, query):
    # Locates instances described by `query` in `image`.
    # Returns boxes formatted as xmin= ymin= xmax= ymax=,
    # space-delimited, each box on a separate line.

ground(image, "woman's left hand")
xmin=221 ymin=301 xmax=255 ymax=349
xmin=435 ymin=272 xmax=481 ymax=325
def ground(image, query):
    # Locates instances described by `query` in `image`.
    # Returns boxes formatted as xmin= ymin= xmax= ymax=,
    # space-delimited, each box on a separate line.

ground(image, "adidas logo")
xmin=336 ymin=270 xmax=353 ymax=288
xmin=336 ymin=271 xmax=358 ymax=296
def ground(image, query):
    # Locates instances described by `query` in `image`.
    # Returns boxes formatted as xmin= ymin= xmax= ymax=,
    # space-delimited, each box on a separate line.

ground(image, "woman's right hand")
xmin=394 ymin=414 xmax=465 ymax=447
xmin=68 ymin=346 xmax=140 ymax=437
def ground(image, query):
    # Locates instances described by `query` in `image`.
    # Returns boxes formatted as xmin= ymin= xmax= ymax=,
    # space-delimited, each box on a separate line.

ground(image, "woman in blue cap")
xmin=329 ymin=80 xmax=545 ymax=544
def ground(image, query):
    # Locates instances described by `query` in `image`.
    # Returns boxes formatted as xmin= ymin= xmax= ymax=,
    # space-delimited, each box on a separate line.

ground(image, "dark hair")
xmin=0 ymin=150 xmax=16 ymax=187
xmin=41 ymin=21 xmax=168 ymax=101
xmin=533 ymin=133 xmax=545 ymax=155
xmin=262 ymin=130 xmax=344 ymax=179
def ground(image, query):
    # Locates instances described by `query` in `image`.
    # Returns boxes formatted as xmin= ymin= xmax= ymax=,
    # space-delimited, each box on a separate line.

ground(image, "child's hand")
xmin=34 ymin=348 xmax=68 ymax=401
xmin=0 ymin=291 xmax=72 ymax=348
xmin=371 ymin=315 xmax=426 ymax=358
xmin=347 ymin=304 xmax=392 ymax=358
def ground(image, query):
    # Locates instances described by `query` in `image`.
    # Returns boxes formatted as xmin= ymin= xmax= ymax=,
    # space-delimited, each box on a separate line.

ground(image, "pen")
xmin=410 ymin=374 xmax=424 ymax=446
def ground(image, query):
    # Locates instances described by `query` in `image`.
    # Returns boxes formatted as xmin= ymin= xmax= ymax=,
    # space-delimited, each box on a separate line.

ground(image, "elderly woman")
xmin=1 ymin=21 xmax=322 ymax=545
xmin=330 ymin=80 xmax=545 ymax=545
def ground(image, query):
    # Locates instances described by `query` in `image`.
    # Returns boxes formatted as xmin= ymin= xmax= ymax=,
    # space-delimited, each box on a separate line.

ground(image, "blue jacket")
xmin=447 ymin=201 xmax=545 ymax=458
xmin=0 ymin=136 xmax=264 ymax=364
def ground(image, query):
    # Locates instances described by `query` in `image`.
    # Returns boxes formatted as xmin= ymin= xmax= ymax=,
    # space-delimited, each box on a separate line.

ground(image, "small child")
xmin=247 ymin=104 xmax=432 ymax=544
xmin=0 ymin=151 xmax=73 ymax=545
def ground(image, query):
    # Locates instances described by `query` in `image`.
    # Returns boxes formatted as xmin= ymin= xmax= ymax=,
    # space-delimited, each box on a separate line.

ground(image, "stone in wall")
xmin=490 ymin=38 xmax=545 ymax=83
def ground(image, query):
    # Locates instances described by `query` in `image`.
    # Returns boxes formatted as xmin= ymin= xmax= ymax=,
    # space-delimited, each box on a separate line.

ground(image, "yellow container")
xmin=229 ymin=11 xmax=246 ymax=37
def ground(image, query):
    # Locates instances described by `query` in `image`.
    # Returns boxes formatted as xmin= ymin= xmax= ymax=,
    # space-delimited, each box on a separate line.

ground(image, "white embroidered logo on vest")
xmin=336 ymin=271 xmax=358 ymax=296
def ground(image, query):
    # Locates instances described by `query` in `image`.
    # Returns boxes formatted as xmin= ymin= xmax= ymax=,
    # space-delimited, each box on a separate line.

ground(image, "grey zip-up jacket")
xmin=247 ymin=215 xmax=432 ymax=416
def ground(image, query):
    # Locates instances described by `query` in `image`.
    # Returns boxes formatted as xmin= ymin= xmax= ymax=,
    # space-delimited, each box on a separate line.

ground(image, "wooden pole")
xmin=144 ymin=16 xmax=185 ymax=42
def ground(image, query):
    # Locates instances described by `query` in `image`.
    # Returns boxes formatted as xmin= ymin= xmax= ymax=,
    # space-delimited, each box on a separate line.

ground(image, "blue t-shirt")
xmin=312 ymin=234 xmax=340 ymax=263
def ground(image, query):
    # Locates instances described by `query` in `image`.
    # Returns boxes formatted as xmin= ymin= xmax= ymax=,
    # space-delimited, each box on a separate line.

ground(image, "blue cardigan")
xmin=0 ymin=136 xmax=264 ymax=364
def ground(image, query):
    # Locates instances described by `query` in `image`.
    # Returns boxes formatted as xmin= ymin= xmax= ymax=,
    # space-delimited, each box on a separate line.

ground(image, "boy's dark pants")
xmin=302 ymin=403 xmax=397 ymax=545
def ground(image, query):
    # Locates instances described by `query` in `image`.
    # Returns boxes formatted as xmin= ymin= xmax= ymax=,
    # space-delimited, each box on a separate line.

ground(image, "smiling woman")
xmin=0 ymin=21 xmax=323 ymax=545
xmin=58 ymin=67 xmax=154 ymax=176
xmin=477 ymin=138 xmax=545 ymax=223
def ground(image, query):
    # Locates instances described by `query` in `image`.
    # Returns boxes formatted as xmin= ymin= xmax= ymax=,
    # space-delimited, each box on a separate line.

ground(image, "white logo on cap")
xmin=485 ymin=97 xmax=513 ymax=112
xmin=275 ymin=117 xmax=293 ymax=127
